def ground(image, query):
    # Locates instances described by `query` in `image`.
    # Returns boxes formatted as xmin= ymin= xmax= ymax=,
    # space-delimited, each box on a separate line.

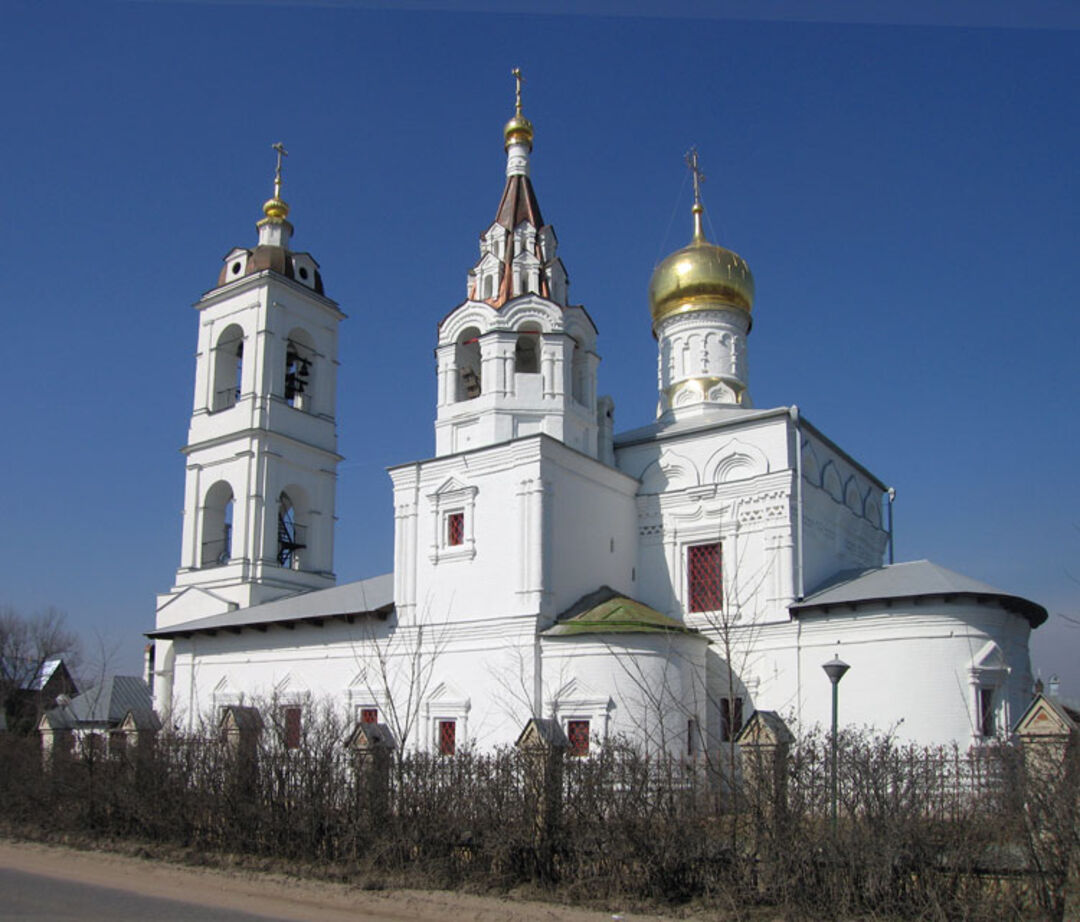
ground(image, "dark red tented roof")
xmin=495 ymin=173 xmax=544 ymax=231
xmin=487 ymin=172 xmax=550 ymax=308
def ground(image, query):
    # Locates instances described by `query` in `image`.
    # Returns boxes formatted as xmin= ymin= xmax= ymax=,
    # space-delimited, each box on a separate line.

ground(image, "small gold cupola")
xmin=648 ymin=149 xmax=754 ymax=334
xmin=504 ymin=67 xmax=534 ymax=152
xmin=258 ymin=142 xmax=291 ymax=225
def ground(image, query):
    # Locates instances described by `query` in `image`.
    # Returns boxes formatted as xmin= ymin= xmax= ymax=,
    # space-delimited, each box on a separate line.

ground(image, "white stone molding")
xmin=638 ymin=449 xmax=701 ymax=495
xmin=439 ymin=303 xmax=497 ymax=347
xmin=427 ymin=477 xmax=479 ymax=564
xmin=703 ymin=437 xmax=770 ymax=484
xmin=424 ymin=681 xmax=472 ymax=753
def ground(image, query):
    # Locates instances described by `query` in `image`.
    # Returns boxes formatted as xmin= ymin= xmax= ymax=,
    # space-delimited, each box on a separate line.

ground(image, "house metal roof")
xmin=25 ymin=656 xmax=63 ymax=691
xmin=42 ymin=675 xmax=153 ymax=730
xmin=147 ymin=573 xmax=394 ymax=639
xmin=790 ymin=560 xmax=1047 ymax=627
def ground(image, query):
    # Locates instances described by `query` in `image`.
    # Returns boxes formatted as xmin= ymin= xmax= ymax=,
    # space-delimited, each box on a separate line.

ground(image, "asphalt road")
xmin=0 ymin=866 xmax=295 ymax=921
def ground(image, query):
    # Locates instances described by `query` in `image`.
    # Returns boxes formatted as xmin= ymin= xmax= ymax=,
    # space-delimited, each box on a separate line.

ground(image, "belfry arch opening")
xmin=571 ymin=336 xmax=587 ymax=404
xmin=212 ymin=325 xmax=244 ymax=412
xmin=514 ymin=323 xmax=541 ymax=375
xmin=201 ymin=481 xmax=234 ymax=567
xmin=277 ymin=490 xmax=307 ymax=569
xmin=284 ymin=328 xmax=316 ymax=411
xmin=455 ymin=327 xmax=482 ymax=401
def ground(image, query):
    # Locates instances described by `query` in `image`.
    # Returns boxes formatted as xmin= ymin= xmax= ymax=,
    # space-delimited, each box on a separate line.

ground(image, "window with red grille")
xmin=720 ymin=697 xmax=744 ymax=743
xmin=567 ymin=720 xmax=590 ymax=757
xmin=688 ymin=542 xmax=722 ymax=613
xmin=283 ymin=706 xmax=302 ymax=750
xmin=446 ymin=512 xmax=465 ymax=547
xmin=360 ymin=707 xmax=378 ymax=725
xmin=438 ymin=719 xmax=456 ymax=756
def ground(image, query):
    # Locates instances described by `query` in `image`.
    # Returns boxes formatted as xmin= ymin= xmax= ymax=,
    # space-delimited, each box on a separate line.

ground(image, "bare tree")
xmin=353 ymin=605 xmax=450 ymax=755
xmin=0 ymin=606 xmax=81 ymax=733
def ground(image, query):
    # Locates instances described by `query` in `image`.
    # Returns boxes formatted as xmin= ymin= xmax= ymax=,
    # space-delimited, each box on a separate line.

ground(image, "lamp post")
xmin=822 ymin=655 xmax=850 ymax=834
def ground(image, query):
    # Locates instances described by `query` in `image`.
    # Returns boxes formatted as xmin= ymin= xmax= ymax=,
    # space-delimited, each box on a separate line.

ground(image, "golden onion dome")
xmin=504 ymin=113 xmax=534 ymax=151
xmin=262 ymin=194 xmax=290 ymax=221
xmin=649 ymin=204 xmax=754 ymax=331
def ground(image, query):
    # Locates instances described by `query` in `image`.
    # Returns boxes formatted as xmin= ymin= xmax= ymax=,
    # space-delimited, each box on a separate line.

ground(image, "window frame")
xmin=687 ymin=540 xmax=723 ymax=614
xmin=437 ymin=719 xmax=457 ymax=756
xmin=720 ymin=696 xmax=744 ymax=743
xmin=566 ymin=719 xmax=590 ymax=757
xmin=427 ymin=481 xmax=478 ymax=563
xmin=977 ymin=687 xmax=997 ymax=738
xmin=445 ymin=510 xmax=465 ymax=548
xmin=282 ymin=705 xmax=302 ymax=750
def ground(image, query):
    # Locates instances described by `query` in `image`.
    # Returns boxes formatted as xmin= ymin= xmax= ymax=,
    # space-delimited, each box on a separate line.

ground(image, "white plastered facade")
xmin=149 ymin=115 xmax=1043 ymax=756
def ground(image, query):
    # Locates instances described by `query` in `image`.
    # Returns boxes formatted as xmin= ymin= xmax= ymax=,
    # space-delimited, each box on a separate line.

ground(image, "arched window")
xmin=284 ymin=329 xmax=316 ymax=411
xmin=515 ymin=323 xmax=541 ymax=375
xmin=201 ymin=481 xmax=234 ymax=567
xmin=482 ymin=274 xmax=494 ymax=300
xmin=455 ymin=328 xmax=482 ymax=401
xmin=212 ymin=325 xmax=244 ymax=412
xmin=277 ymin=491 xmax=306 ymax=569
xmin=571 ymin=337 xmax=587 ymax=404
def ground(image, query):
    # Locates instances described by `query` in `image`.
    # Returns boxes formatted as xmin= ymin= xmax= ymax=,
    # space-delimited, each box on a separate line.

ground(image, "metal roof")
xmin=614 ymin=406 xmax=789 ymax=448
xmin=542 ymin=586 xmax=703 ymax=638
xmin=791 ymin=560 xmax=1047 ymax=627
xmin=25 ymin=656 xmax=63 ymax=691
xmin=42 ymin=675 xmax=153 ymax=729
xmin=147 ymin=573 xmax=394 ymax=639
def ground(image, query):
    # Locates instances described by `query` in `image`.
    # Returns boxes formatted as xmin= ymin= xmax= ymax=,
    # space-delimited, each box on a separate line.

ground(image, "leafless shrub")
xmin=1 ymin=708 xmax=1075 ymax=918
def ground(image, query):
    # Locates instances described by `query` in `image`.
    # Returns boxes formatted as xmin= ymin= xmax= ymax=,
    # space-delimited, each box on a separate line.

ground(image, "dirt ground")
xmin=0 ymin=838 xmax=678 ymax=922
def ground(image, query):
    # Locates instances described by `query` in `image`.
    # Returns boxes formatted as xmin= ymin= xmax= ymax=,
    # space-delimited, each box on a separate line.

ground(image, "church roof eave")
xmin=790 ymin=560 xmax=1048 ymax=628
xmin=147 ymin=573 xmax=395 ymax=639
xmin=198 ymin=269 xmax=343 ymax=319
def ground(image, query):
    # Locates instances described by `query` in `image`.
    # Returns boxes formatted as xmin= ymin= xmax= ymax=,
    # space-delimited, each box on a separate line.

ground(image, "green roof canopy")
xmin=542 ymin=587 xmax=703 ymax=639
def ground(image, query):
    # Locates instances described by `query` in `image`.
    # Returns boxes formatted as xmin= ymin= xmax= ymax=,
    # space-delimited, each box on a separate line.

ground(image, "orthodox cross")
xmin=272 ymin=142 xmax=288 ymax=199
xmin=512 ymin=67 xmax=524 ymax=116
xmin=685 ymin=146 xmax=705 ymax=208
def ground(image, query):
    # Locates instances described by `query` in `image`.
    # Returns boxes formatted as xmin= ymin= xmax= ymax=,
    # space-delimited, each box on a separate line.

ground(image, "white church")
xmin=147 ymin=79 xmax=1046 ymax=757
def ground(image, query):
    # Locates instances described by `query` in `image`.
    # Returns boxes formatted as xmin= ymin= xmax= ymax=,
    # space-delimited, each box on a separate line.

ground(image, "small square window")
xmin=360 ymin=707 xmax=378 ymax=725
xmin=438 ymin=719 xmax=456 ymax=756
xmin=283 ymin=706 xmax=302 ymax=750
xmin=688 ymin=542 xmax=723 ymax=613
xmin=447 ymin=511 xmax=465 ymax=547
xmin=567 ymin=720 xmax=590 ymax=757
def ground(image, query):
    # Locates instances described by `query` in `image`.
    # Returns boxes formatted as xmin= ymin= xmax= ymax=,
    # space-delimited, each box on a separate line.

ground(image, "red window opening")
xmin=567 ymin=720 xmax=590 ymax=757
xmin=688 ymin=542 xmax=723 ymax=613
xmin=283 ymin=706 xmax=302 ymax=750
xmin=438 ymin=720 xmax=456 ymax=756
xmin=720 ymin=697 xmax=744 ymax=743
xmin=447 ymin=512 xmax=465 ymax=547
xmin=360 ymin=707 xmax=378 ymax=725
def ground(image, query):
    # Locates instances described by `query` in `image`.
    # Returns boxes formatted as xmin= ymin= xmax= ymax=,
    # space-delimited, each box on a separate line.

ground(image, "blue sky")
xmin=2 ymin=1 xmax=1078 ymax=693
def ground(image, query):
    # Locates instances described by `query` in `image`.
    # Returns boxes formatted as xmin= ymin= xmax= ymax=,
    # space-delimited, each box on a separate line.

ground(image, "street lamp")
xmin=822 ymin=655 xmax=850 ymax=834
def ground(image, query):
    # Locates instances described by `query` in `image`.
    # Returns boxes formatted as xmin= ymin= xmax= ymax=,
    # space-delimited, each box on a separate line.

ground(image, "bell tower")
xmin=156 ymin=145 xmax=344 ymax=629
xmin=434 ymin=71 xmax=606 ymax=460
